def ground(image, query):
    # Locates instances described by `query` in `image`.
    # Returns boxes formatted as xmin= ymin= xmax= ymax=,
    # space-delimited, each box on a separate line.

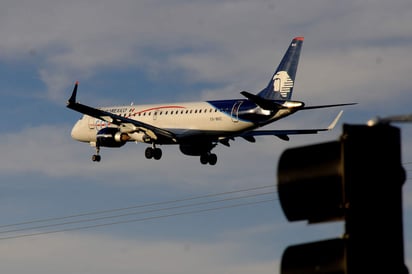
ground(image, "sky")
xmin=0 ymin=0 xmax=411 ymax=273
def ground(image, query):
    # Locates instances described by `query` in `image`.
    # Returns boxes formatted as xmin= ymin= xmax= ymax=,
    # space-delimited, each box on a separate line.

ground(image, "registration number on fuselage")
xmin=210 ymin=117 xmax=223 ymax=121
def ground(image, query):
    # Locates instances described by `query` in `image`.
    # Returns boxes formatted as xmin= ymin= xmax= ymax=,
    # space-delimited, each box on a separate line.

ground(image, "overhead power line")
xmin=0 ymin=199 xmax=275 ymax=241
xmin=0 ymin=191 xmax=275 ymax=235
xmin=0 ymin=184 xmax=275 ymax=230
xmin=0 ymin=185 xmax=277 ymax=241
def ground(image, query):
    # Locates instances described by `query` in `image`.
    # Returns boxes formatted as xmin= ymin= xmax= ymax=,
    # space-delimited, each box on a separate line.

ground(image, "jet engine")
xmin=96 ymin=127 xmax=130 ymax=147
xmin=179 ymin=142 xmax=215 ymax=156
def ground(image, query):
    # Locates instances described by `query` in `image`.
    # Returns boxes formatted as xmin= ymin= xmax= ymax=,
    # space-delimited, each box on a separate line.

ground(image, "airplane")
xmin=67 ymin=36 xmax=355 ymax=165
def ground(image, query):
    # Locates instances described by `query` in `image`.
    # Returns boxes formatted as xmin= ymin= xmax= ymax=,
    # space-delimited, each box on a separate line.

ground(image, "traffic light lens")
xmin=277 ymin=141 xmax=344 ymax=223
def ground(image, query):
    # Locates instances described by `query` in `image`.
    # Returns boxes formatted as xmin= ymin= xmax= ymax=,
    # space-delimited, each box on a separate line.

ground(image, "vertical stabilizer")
xmin=257 ymin=37 xmax=304 ymax=100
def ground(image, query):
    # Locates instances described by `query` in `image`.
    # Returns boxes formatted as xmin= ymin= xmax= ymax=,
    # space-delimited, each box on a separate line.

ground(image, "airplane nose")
xmin=71 ymin=120 xmax=89 ymax=142
xmin=71 ymin=121 xmax=81 ymax=140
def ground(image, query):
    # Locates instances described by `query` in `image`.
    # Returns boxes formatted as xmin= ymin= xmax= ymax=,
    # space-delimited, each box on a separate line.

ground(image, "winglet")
xmin=327 ymin=110 xmax=343 ymax=130
xmin=67 ymin=81 xmax=79 ymax=105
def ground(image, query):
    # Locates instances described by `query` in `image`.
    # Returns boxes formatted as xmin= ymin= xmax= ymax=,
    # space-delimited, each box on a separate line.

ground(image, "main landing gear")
xmin=200 ymin=153 xmax=217 ymax=165
xmin=90 ymin=144 xmax=217 ymax=165
xmin=145 ymin=145 xmax=162 ymax=160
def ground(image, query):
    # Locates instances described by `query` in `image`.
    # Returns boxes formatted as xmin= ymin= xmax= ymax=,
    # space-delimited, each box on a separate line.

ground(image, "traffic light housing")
xmin=277 ymin=124 xmax=408 ymax=274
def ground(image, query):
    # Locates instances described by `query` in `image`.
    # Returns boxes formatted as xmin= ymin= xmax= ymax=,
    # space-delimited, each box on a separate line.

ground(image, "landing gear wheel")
xmin=92 ymin=146 xmax=101 ymax=162
xmin=145 ymin=147 xmax=154 ymax=159
xmin=153 ymin=148 xmax=162 ymax=160
xmin=92 ymin=154 xmax=101 ymax=162
xmin=145 ymin=147 xmax=162 ymax=160
xmin=200 ymin=154 xmax=209 ymax=165
xmin=200 ymin=153 xmax=217 ymax=165
xmin=208 ymin=153 xmax=217 ymax=165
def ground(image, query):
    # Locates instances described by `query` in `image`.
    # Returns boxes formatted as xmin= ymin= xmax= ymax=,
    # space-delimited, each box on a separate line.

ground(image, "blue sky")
xmin=0 ymin=0 xmax=411 ymax=273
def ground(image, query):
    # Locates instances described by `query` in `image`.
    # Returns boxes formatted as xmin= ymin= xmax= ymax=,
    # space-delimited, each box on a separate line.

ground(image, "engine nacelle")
xmin=128 ymin=132 xmax=152 ymax=143
xmin=96 ymin=127 xmax=129 ymax=148
xmin=179 ymin=143 xmax=214 ymax=156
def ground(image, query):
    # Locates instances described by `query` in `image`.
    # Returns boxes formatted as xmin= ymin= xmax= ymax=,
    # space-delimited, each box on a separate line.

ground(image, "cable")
xmin=0 ymin=198 xmax=275 ymax=241
xmin=3 ymin=159 xmax=410 ymax=240
xmin=0 ymin=184 xmax=276 ymax=229
xmin=7 ymin=160 xmax=409 ymax=240
xmin=0 ymin=185 xmax=277 ymax=240
xmin=0 ymin=191 xmax=276 ymax=235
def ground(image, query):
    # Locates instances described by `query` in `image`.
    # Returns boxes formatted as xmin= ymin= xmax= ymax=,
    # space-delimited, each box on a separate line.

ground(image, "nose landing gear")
xmin=92 ymin=146 xmax=101 ymax=162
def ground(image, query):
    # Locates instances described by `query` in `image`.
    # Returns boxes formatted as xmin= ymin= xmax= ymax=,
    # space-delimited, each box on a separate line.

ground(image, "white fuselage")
xmin=70 ymin=101 xmax=263 ymax=144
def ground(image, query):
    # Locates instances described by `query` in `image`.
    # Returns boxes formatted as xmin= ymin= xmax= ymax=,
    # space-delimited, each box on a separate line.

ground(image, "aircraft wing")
xmin=235 ymin=110 xmax=343 ymax=142
xmin=66 ymin=82 xmax=177 ymax=142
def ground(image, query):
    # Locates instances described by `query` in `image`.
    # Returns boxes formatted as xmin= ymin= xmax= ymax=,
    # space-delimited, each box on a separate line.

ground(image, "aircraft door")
xmin=231 ymin=101 xmax=243 ymax=123
xmin=88 ymin=117 xmax=95 ymax=129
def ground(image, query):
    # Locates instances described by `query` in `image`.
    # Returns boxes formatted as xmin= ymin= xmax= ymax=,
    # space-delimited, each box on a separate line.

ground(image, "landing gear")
xmin=92 ymin=154 xmax=101 ymax=162
xmin=145 ymin=145 xmax=162 ymax=160
xmin=92 ymin=146 xmax=101 ymax=162
xmin=200 ymin=153 xmax=217 ymax=165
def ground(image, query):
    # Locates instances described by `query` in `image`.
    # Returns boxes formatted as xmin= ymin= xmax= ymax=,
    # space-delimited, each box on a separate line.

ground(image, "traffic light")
xmin=277 ymin=123 xmax=408 ymax=274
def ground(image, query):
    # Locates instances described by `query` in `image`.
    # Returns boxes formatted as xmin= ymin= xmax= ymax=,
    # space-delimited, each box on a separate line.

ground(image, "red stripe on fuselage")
xmin=136 ymin=105 xmax=186 ymax=114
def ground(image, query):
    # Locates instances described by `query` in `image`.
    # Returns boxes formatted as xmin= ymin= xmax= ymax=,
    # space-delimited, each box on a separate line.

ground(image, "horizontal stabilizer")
xmin=240 ymin=91 xmax=279 ymax=110
xmin=302 ymin=103 xmax=356 ymax=110
xmin=241 ymin=91 xmax=305 ymax=110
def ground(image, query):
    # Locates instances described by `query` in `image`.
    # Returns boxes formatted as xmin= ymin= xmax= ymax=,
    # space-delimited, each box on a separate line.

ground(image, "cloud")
xmin=0 ymin=0 xmax=411 ymax=272
xmin=0 ymin=123 xmax=287 ymax=187
xmin=0 ymin=124 xmax=89 ymax=177
xmin=1 ymin=0 xmax=410 ymax=105
xmin=0 ymin=232 xmax=279 ymax=274
xmin=0 ymin=109 xmax=346 ymax=187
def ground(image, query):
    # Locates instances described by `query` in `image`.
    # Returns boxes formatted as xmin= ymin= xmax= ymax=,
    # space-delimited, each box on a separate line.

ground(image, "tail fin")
xmin=257 ymin=37 xmax=304 ymax=100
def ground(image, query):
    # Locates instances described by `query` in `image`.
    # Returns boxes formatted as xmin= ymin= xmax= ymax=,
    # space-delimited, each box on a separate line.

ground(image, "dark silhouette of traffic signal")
xmin=277 ymin=123 xmax=408 ymax=274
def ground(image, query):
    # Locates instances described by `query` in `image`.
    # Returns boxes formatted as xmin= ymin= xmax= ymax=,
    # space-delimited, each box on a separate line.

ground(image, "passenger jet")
xmin=67 ymin=37 xmax=355 ymax=165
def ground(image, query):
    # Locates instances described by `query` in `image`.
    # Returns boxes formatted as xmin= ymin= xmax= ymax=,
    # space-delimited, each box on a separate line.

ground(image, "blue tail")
xmin=257 ymin=37 xmax=304 ymax=100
